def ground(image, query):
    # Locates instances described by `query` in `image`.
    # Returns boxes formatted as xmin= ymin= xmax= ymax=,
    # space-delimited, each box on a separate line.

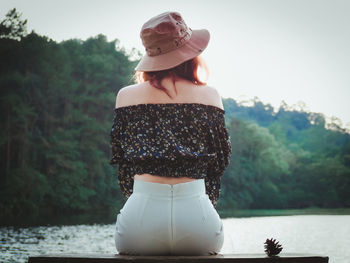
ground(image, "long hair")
xmin=136 ymin=56 xmax=209 ymax=98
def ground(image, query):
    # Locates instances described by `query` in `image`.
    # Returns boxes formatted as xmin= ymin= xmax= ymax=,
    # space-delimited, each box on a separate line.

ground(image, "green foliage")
xmin=218 ymin=117 xmax=292 ymax=210
xmin=0 ymin=8 xmax=27 ymax=40
xmin=0 ymin=26 xmax=136 ymax=224
xmin=220 ymin=98 xmax=350 ymax=210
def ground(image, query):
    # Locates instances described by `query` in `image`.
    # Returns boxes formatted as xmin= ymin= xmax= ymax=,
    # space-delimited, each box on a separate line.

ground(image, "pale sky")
xmin=2 ymin=0 xmax=350 ymax=128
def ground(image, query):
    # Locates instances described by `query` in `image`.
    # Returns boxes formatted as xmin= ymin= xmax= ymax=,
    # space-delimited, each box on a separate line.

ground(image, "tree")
xmin=0 ymin=8 xmax=27 ymax=40
xmin=0 ymin=29 xmax=138 ymax=224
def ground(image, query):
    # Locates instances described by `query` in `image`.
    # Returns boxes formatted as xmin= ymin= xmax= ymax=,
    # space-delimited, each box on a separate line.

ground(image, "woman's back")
xmin=115 ymin=77 xmax=224 ymax=111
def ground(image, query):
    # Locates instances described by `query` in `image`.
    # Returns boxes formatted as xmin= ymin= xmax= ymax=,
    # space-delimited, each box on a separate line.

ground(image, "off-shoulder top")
xmin=109 ymin=103 xmax=232 ymax=208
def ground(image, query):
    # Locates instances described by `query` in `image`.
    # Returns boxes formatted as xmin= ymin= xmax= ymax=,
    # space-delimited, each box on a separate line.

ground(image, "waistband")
xmin=133 ymin=179 xmax=206 ymax=197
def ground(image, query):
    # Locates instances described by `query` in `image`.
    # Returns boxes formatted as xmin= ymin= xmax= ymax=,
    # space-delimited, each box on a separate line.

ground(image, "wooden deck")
xmin=28 ymin=253 xmax=329 ymax=263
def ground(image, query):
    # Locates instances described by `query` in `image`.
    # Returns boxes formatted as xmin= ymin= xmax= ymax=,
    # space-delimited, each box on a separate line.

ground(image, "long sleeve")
xmin=109 ymin=109 xmax=124 ymax=165
xmin=109 ymin=109 xmax=134 ymax=199
xmin=205 ymin=112 xmax=232 ymax=207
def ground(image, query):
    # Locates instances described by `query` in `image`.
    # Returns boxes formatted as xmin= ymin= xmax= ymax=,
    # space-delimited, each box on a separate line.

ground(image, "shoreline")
xmin=1 ymin=208 xmax=350 ymax=228
xmin=218 ymin=207 xmax=350 ymax=218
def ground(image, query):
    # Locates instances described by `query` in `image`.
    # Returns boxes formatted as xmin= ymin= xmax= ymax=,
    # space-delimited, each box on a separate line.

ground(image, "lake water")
xmin=1 ymin=215 xmax=349 ymax=263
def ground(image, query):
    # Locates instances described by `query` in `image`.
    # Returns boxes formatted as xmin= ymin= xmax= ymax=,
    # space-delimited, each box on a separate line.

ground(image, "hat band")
xmin=146 ymin=28 xmax=193 ymax=57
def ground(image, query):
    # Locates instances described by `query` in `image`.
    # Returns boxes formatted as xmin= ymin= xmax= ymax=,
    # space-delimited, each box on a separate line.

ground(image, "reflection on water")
xmin=0 ymin=225 xmax=115 ymax=263
xmin=1 ymin=215 xmax=349 ymax=263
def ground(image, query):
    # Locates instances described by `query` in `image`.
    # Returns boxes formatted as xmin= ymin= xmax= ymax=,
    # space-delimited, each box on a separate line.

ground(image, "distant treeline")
xmin=218 ymin=99 xmax=350 ymax=210
xmin=0 ymin=9 xmax=349 ymax=225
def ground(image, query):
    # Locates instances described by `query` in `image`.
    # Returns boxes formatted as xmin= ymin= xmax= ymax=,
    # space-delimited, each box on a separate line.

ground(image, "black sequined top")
xmin=109 ymin=103 xmax=232 ymax=208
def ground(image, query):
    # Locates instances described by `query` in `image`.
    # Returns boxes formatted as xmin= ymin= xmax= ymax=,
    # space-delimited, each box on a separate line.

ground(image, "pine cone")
xmin=264 ymin=238 xmax=283 ymax=256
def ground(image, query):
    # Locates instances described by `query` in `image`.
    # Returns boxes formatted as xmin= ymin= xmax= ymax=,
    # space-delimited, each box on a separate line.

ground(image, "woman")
xmin=110 ymin=11 xmax=232 ymax=256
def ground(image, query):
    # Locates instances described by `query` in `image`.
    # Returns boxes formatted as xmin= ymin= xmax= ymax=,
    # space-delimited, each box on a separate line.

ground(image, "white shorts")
xmin=114 ymin=178 xmax=224 ymax=255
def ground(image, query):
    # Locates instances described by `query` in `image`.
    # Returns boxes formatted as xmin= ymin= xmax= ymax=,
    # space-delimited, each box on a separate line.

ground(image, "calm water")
xmin=1 ymin=215 xmax=349 ymax=263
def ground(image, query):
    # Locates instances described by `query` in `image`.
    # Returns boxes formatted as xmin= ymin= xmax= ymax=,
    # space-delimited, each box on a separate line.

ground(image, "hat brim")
xmin=135 ymin=29 xmax=210 ymax=72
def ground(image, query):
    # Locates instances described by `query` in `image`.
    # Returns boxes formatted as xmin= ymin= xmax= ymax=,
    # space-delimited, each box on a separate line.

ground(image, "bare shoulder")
xmin=201 ymin=85 xmax=224 ymax=111
xmin=115 ymin=83 xmax=144 ymax=108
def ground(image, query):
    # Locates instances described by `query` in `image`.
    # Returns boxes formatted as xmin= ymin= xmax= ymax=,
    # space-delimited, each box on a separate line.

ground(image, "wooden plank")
xmin=28 ymin=253 xmax=329 ymax=263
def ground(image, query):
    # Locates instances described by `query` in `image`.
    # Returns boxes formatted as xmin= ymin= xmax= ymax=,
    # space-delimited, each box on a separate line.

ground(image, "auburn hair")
xmin=136 ymin=56 xmax=209 ymax=99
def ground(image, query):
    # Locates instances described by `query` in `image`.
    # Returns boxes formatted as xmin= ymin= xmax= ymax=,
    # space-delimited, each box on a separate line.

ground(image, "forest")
xmin=1 ymin=9 xmax=349 ymax=225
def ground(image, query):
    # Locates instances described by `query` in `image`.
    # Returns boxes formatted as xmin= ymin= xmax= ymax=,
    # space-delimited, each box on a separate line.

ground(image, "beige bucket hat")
xmin=135 ymin=11 xmax=210 ymax=72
